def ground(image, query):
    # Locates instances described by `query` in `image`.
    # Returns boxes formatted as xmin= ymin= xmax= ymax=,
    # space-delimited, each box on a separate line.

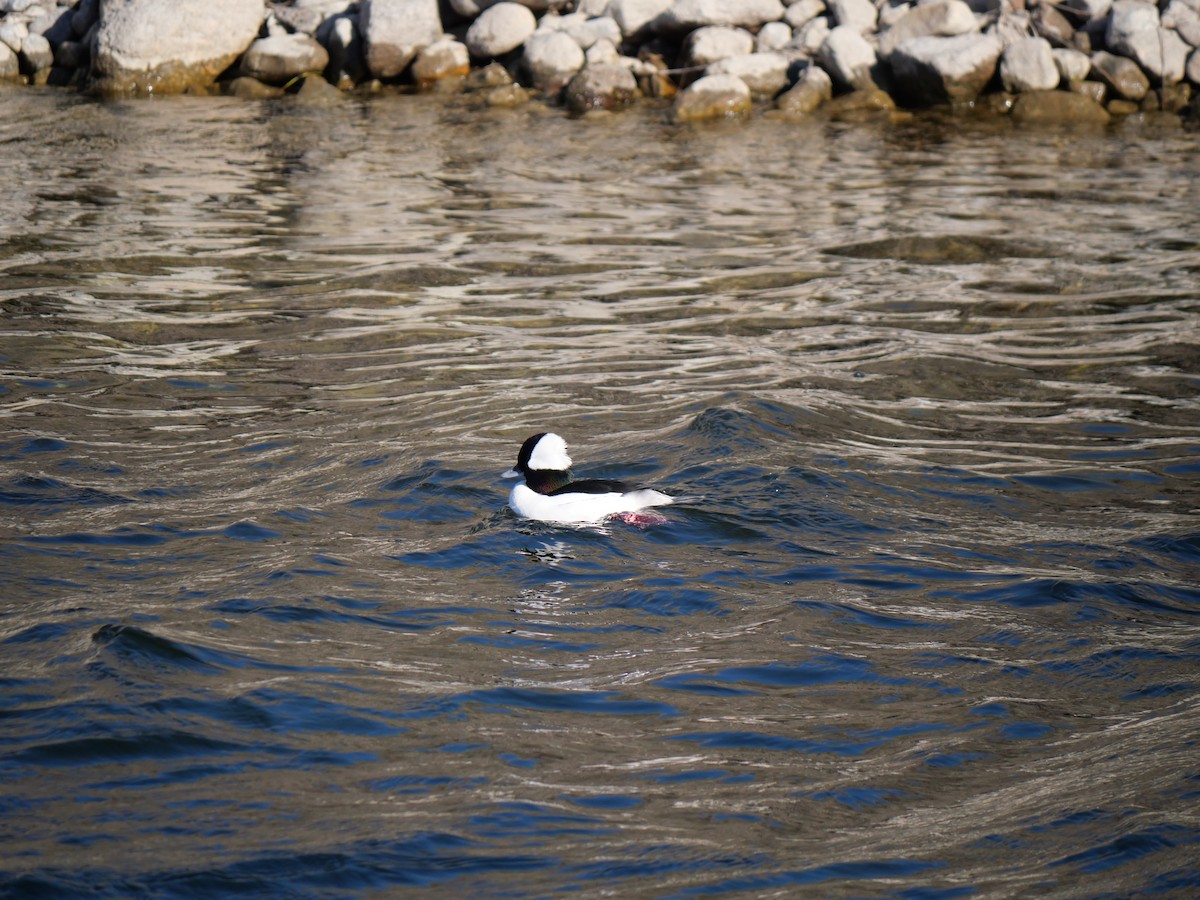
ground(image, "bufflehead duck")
xmin=503 ymin=432 xmax=673 ymax=524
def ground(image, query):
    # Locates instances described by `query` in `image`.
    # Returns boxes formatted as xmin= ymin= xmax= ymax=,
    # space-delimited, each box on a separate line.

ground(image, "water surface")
xmin=2 ymin=90 xmax=1198 ymax=897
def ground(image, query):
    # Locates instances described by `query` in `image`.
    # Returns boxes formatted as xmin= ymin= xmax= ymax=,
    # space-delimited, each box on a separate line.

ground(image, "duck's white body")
xmin=503 ymin=432 xmax=672 ymax=525
xmin=507 ymin=481 xmax=673 ymax=524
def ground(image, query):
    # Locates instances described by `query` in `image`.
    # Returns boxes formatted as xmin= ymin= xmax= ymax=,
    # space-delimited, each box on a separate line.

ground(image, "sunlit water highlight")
xmin=1 ymin=90 xmax=1198 ymax=897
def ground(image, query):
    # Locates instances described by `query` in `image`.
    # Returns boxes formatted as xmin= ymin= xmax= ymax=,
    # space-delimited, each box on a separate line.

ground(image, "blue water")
xmin=2 ymin=92 xmax=1199 ymax=897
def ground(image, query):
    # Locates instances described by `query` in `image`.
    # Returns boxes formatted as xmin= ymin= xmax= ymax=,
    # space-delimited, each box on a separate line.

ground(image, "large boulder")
xmin=362 ymin=0 xmax=442 ymax=79
xmin=91 ymin=0 xmax=264 ymax=94
xmin=888 ymin=32 xmax=1003 ymax=106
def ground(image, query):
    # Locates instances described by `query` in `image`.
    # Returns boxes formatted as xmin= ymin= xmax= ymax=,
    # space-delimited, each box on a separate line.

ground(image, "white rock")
xmin=0 ymin=39 xmax=19 ymax=79
xmin=585 ymin=17 xmax=623 ymax=47
xmin=92 ymin=0 xmax=264 ymax=94
xmin=586 ymin=37 xmax=620 ymax=64
xmin=576 ymin=0 xmax=611 ymax=13
xmin=411 ymin=36 xmax=469 ymax=85
xmin=1000 ymin=35 xmax=1058 ymax=91
xmin=757 ymin=21 xmax=793 ymax=51
xmin=0 ymin=19 xmax=28 ymax=54
xmin=878 ymin=0 xmax=979 ymax=58
xmin=818 ymin=24 xmax=877 ymax=89
xmin=879 ymin=1 xmax=911 ymax=30
xmin=659 ymin=0 xmax=787 ymax=32
xmin=784 ymin=0 xmax=825 ymax=28
xmin=1051 ymin=46 xmax=1091 ymax=82
xmin=686 ymin=25 xmax=754 ymax=65
xmin=608 ymin=0 xmax=673 ymax=39
xmin=1163 ymin=1 xmax=1200 ymax=47
xmin=1109 ymin=1 xmax=1188 ymax=82
xmin=792 ymin=15 xmax=830 ymax=54
xmin=827 ymin=0 xmax=877 ymax=34
xmin=522 ymin=28 xmax=585 ymax=89
xmin=19 ymin=31 xmax=53 ymax=70
xmin=362 ymin=0 xmax=441 ymax=78
xmin=466 ymin=2 xmax=537 ymax=57
xmin=709 ymin=50 xmax=790 ymax=94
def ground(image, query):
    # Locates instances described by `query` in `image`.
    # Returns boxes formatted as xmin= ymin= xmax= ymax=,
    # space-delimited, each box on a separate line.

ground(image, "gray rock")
xmin=658 ymin=0 xmax=787 ymax=32
xmin=673 ymin=71 xmax=753 ymax=120
xmin=537 ymin=12 xmax=615 ymax=49
xmin=19 ymin=32 xmax=53 ymax=71
xmin=607 ymin=0 xmax=673 ymax=40
xmin=888 ymin=31 xmax=1004 ymax=105
xmin=411 ymin=36 xmax=470 ymax=87
xmin=757 ymin=21 xmax=792 ymax=51
xmin=989 ymin=11 xmax=1033 ymax=50
xmin=1069 ymin=77 xmax=1107 ymax=103
xmin=1163 ymin=1 xmax=1200 ymax=47
xmin=709 ymin=50 xmax=790 ymax=95
xmin=563 ymin=61 xmax=639 ymax=113
xmin=1000 ymin=35 xmax=1059 ymax=91
xmin=585 ymin=38 xmax=620 ymax=64
xmin=878 ymin=0 xmax=979 ymax=58
xmin=827 ymin=0 xmax=877 ymax=34
xmin=91 ymin=0 xmax=265 ymax=95
xmin=1010 ymin=88 xmax=1110 ymax=123
xmin=1090 ymin=48 xmax=1149 ymax=99
xmin=1052 ymin=45 xmax=1091 ymax=81
xmin=242 ymin=33 xmax=329 ymax=84
xmin=466 ymin=2 xmax=537 ymax=57
xmin=686 ymin=25 xmax=754 ymax=65
xmin=1030 ymin=2 xmax=1074 ymax=47
xmin=0 ymin=42 xmax=16 ymax=81
xmin=819 ymin=25 xmax=879 ymax=91
xmin=775 ymin=61 xmax=832 ymax=114
xmin=1188 ymin=46 xmax=1200 ymax=83
xmin=362 ymin=0 xmax=441 ymax=79
xmin=522 ymin=29 xmax=584 ymax=90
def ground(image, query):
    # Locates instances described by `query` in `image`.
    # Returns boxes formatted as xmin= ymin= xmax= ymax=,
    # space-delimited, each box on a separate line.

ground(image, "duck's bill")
xmin=501 ymin=468 xmax=519 ymax=478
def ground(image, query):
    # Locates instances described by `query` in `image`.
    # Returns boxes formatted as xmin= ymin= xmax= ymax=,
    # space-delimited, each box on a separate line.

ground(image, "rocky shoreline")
xmin=3 ymin=0 xmax=1200 ymax=126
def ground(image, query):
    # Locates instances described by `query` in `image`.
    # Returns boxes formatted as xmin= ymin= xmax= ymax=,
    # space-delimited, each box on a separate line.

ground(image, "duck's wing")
xmin=548 ymin=478 xmax=636 ymax=496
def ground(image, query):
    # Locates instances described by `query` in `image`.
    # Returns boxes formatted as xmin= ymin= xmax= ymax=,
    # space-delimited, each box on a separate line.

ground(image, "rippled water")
xmin=2 ymin=89 xmax=1199 ymax=897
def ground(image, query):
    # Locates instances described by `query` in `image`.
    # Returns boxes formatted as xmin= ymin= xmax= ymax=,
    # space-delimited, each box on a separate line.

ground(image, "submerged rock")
xmin=775 ymin=63 xmax=832 ymax=116
xmin=673 ymin=72 xmax=752 ymax=121
xmin=91 ymin=0 xmax=264 ymax=94
xmin=563 ymin=61 xmax=640 ymax=113
xmin=1010 ymin=88 xmax=1111 ymax=123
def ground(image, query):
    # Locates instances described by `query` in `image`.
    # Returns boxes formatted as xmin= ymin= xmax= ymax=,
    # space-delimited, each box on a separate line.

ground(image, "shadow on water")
xmin=0 ymin=92 xmax=1198 ymax=897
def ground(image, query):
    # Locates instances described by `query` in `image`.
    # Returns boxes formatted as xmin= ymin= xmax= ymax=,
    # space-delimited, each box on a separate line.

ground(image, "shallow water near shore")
xmin=2 ymin=88 xmax=1199 ymax=897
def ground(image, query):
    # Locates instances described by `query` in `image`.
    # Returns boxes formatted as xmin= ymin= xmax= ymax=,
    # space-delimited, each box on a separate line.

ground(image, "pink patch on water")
xmin=614 ymin=511 xmax=668 ymax=527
